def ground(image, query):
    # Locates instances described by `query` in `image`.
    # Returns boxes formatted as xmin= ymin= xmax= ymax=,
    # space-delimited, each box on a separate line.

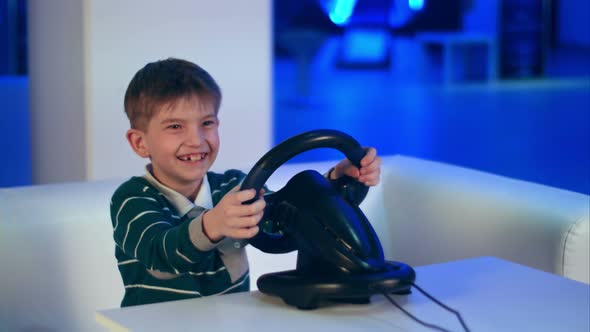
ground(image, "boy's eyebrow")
xmin=159 ymin=113 xmax=217 ymax=125
xmin=159 ymin=118 xmax=186 ymax=124
xmin=198 ymin=111 xmax=219 ymax=121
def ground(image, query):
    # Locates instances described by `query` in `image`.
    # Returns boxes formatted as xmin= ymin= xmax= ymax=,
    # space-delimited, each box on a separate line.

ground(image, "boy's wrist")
xmin=188 ymin=212 xmax=219 ymax=251
xmin=202 ymin=210 xmax=223 ymax=243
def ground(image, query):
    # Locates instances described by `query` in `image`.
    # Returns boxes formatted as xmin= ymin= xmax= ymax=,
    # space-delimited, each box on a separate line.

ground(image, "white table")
xmin=96 ymin=257 xmax=590 ymax=332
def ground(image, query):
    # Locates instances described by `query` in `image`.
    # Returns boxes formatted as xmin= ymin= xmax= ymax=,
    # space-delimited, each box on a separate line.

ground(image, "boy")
xmin=111 ymin=58 xmax=382 ymax=306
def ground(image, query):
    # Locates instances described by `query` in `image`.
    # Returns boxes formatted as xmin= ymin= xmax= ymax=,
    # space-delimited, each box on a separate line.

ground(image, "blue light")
xmin=341 ymin=29 xmax=388 ymax=62
xmin=327 ymin=0 xmax=358 ymax=26
xmin=408 ymin=0 xmax=424 ymax=11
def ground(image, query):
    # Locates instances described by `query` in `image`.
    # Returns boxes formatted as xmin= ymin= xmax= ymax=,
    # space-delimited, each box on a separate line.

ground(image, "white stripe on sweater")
xmin=118 ymin=259 xmax=139 ymax=266
xmin=176 ymin=249 xmax=196 ymax=264
xmin=135 ymin=221 xmax=172 ymax=257
xmin=124 ymin=271 xmax=248 ymax=296
xmin=124 ymin=284 xmax=202 ymax=296
xmin=121 ymin=210 xmax=160 ymax=249
xmin=213 ymin=272 xmax=250 ymax=296
xmin=211 ymin=177 xmax=238 ymax=196
xmin=187 ymin=266 xmax=226 ymax=276
xmin=162 ymin=231 xmax=180 ymax=274
xmin=115 ymin=196 xmax=157 ymax=230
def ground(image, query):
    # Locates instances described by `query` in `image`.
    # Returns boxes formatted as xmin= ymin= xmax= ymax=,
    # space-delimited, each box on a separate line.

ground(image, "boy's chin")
xmin=182 ymin=169 xmax=207 ymax=181
xmin=176 ymin=160 xmax=208 ymax=172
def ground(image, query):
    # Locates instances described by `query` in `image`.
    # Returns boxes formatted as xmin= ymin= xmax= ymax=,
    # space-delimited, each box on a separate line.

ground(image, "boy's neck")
xmin=185 ymin=180 xmax=202 ymax=201
xmin=166 ymin=179 xmax=202 ymax=202
xmin=145 ymin=164 xmax=203 ymax=201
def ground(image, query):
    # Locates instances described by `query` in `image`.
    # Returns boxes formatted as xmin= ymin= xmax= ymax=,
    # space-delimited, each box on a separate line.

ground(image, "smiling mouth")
xmin=178 ymin=153 xmax=206 ymax=162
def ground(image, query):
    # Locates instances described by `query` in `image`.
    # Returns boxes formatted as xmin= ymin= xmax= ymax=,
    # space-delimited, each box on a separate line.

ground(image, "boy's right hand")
xmin=202 ymin=185 xmax=265 ymax=242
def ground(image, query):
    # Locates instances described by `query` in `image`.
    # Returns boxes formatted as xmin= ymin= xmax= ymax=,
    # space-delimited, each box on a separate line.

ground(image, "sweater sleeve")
xmin=110 ymin=180 xmax=216 ymax=274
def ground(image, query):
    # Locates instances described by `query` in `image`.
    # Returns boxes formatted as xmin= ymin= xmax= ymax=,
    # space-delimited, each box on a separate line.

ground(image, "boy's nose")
xmin=186 ymin=128 xmax=202 ymax=146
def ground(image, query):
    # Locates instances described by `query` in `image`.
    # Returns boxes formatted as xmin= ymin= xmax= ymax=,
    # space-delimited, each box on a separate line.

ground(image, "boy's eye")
xmin=167 ymin=124 xmax=182 ymax=129
xmin=203 ymin=120 xmax=216 ymax=126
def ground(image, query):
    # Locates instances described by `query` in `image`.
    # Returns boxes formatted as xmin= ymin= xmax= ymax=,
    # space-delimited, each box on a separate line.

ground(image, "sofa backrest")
xmin=378 ymin=156 xmax=590 ymax=284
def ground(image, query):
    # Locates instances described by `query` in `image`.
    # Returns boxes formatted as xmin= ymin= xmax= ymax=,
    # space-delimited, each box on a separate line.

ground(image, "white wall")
xmin=28 ymin=0 xmax=87 ymax=184
xmin=28 ymin=0 xmax=272 ymax=184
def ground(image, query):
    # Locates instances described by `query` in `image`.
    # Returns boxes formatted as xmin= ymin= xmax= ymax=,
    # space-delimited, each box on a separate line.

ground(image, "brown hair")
xmin=124 ymin=58 xmax=222 ymax=130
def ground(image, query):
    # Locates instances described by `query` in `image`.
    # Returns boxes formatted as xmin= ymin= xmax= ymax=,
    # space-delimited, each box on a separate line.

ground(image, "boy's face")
xmin=127 ymin=94 xmax=219 ymax=196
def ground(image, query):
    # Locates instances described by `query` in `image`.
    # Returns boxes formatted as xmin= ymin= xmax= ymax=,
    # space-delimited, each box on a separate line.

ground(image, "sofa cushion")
xmin=562 ymin=214 xmax=590 ymax=283
xmin=0 ymin=180 xmax=124 ymax=331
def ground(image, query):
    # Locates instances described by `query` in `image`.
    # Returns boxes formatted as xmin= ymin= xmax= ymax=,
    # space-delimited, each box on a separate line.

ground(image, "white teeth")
xmin=179 ymin=154 xmax=204 ymax=161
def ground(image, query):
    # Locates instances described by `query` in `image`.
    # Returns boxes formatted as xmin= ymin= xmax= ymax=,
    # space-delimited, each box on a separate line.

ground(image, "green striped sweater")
xmin=110 ymin=169 xmax=289 ymax=307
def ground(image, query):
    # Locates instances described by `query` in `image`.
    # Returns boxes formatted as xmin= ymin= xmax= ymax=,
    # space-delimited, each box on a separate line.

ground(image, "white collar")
xmin=143 ymin=164 xmax=213 ymax=217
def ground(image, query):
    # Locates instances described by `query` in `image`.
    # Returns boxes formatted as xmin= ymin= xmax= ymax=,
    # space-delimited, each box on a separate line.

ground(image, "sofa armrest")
xmin=0 ymin=180 xmax=124 ymax=331
xmin=377 ymin=155 xmax=589 ymax=284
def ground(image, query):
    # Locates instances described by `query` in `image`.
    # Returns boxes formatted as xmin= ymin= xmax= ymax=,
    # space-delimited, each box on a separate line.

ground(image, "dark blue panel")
xmin=0 ymin=76 xmax=31 ymax=187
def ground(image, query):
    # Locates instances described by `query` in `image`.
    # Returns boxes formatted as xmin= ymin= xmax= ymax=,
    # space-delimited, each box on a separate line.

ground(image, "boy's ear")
xmin=126 ymin=129 xmax=150 ymax=158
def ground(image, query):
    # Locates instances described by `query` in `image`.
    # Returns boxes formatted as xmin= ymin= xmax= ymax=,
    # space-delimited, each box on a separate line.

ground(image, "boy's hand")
xmin=329 ymin=147 xmax=381 ymax=186
xmin=202 ymin=186 xmax=265 ymax=241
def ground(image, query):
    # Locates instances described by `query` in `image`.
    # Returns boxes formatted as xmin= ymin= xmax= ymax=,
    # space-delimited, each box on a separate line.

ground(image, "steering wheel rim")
xmin=240 ymin=129 xmax=366 ymax=197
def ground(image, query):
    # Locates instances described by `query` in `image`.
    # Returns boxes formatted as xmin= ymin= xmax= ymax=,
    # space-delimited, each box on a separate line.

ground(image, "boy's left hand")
xmin=329 ymin=147 xmax=381 ymax=186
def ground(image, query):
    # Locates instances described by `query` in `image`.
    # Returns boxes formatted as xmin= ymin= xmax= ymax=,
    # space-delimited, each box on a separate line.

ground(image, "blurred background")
xmin=1 ymin=0 xmax=589 ymax=195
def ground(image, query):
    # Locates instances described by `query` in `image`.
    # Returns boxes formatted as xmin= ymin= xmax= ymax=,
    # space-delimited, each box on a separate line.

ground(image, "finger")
xmin=359 ymin=171 xmax=380 ymax=186
xmin=245 ymin=197 xmax=266 ymax=215
xmin=234 ymin=213 xmax=263 ymax=228
xmin=228 ymin=226 xmax=259 ymax=239
xmin=233 ymin=188 xmax=257 ymax=204
xmin=221 ymin=185 xmax=243 ymax=205
xmin=333 ymin=159 xmax=351 ymax=179
xmin=243 ymin=200 xmax=266 ymax=227
xmin=360 ymin=147 xmax=377 ymax=167
xmin=344 ymin=166 xmax=360 ymax=178
xmin=360 ymin=164 xmax=381 ymax=179
xmin=229 ymin=197 xmax=266 ymax=219
xmin=359 ymin=156 xmax=381 ymax=176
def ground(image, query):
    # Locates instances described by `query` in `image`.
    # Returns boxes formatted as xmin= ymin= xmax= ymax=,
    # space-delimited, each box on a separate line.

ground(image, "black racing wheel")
xmin=240 ymin=129 xmax=375 ymax=266
xmin=240 ymin=129 xmax=415 ymax=309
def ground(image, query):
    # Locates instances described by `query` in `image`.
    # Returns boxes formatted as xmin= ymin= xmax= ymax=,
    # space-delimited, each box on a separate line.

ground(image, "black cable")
xmin=381 ymin=282 xmax=471 ymax=332
xmin=411 ymin=282 xmax=471 ymax=332
xmin=382 ymin=292 xmax=454 ymax=332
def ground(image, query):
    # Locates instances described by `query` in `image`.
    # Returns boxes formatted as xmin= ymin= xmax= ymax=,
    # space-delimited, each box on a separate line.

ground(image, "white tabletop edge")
xmin=95 ymin=311 xmax=130 ymax=332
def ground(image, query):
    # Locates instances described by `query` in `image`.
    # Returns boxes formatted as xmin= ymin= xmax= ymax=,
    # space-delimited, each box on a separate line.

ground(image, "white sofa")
xmin=1 ymin=155 xmax=588 ymax=331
